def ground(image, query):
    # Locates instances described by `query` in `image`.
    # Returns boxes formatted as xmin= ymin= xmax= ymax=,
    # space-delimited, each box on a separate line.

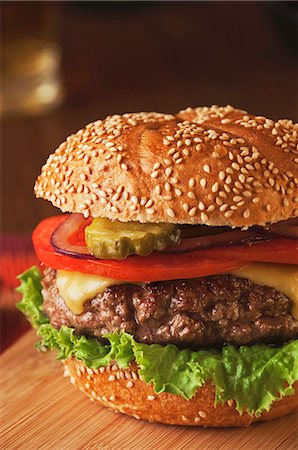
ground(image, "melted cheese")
xmin=57 ymin=263 xmax=298 ymax=318
xmin=56 ymin=270 xmax=126 ymax=315
xmin=229 ymin=263 xmax=298 ymax=319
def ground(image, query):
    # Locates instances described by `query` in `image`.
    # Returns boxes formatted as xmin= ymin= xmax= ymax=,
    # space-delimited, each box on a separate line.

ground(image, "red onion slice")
xmin=269 ymin=218 xmax=298 ymax=238
xmin=51 ymin=214 xmax=96 ymax=259
xmin=163 ymin=229 xmax=272 ymax=254
xmin=50 ymin=214 xmax=295 ymax=260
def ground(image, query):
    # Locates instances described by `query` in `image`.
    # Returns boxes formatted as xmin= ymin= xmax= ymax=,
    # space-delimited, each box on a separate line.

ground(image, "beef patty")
xmin=42 ymin=267 xmax=298 ymax=349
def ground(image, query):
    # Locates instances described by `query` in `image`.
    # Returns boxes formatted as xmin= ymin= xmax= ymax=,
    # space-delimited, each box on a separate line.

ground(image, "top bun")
xmin=35 ymin=106 xmax=298 ymax=227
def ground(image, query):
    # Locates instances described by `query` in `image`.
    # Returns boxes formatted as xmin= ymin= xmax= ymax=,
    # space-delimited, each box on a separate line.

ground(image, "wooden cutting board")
xmin=1 ymin=331 xmax=297 ymax=450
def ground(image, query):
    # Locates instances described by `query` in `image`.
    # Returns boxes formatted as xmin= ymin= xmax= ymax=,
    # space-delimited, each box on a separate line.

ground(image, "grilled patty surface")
xmin=42 ymin=267 xmax=298 ymax=349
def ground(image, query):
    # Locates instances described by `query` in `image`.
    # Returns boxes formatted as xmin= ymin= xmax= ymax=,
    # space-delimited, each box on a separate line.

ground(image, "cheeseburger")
xmin=17 ymin=105 xmax=298 ymax=427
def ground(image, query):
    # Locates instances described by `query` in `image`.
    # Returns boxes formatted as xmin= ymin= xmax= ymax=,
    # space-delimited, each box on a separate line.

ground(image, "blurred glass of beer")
xmin=1 ymin=2 xmax=63 ymax=118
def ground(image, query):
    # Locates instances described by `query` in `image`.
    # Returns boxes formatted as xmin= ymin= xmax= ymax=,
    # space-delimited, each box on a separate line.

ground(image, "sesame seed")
xmin=231 ymin=162 xmax=240 ymax=171
xmin=167 ymin=208 xmax=175 ymax=217
xmin=201 ymin=212 xmax=208 ymax=222
xmin=189 ymin=207 xmax=197 ymax=217
xmin=189 ymin=178 xmax=195 ymax=188
xmin=198 ymin=202 xmax=205 ymax=211
xmin=151 ymin=170 xmax=159 ymax=178
xmin=153 ymin=162 xmax=160 ymax=170
xmin=194 ymin=417 xmax=201 ymax=423
xmin=203 ymin=164 xmax=211 ymax=173
xmin=165 ymin=167 xmax=172 ymax=177
xmin=126 ymin=381 xmax=134 ymax=388
xmin=200 ymin=178 xmax=207 ymax=188
xmin=243 ymin=209 xmax=250 ymax=219
xmin=224 ymin=210 xmax=233 ymax=218
xmin=181 ymin=415 xmax=188 ymax=422
xmin=108 ymin=375 xmax=115 ymax=382
xmin=211 ymin=182 xmax=219 ymax=193
xmin=147 ymin=395 xmax=155 ymax=401
xmin=165 ymin=182 xmax=171 ymax=192
xmin=198 ymin=411 xmax=207 ymax=418
xmin=145 ymin=199 xmax=154 ymax=208
xmin=131 ymin=371 xmax=138 ymax=380
xmin=188 ymin=191 xmax=196 ymax=200
xmin=219 ymin=204 xmax=228 ymax=212
xmin=166 ymin=135 xmax=174 ymax=141
xmin=238 ymin=174 xmax=246 ymax=184
xmin=147 ymin=208 xmax=156 ymax=215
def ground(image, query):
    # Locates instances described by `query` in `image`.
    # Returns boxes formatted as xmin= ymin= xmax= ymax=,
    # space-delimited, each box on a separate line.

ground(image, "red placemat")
xmin=0 ymin=235 xmax=39 ymax=351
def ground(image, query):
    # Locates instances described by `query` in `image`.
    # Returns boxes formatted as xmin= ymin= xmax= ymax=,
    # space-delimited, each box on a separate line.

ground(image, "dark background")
xmin=1 ymin=1 xmax=298 ymax=234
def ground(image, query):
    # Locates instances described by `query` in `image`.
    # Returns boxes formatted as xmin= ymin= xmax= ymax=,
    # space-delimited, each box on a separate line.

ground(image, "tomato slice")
xmin=32 ymin=216 xmax=246 ymax=281
xmin=68 ymin=216 xmax=92 ymax=246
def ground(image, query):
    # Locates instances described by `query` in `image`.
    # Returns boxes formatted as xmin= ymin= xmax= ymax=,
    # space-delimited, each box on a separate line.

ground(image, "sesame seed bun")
xmin=63 ymin=359 xmax=298 ymax=427
xmin=34 ymin=106 xmax=298 ymax=227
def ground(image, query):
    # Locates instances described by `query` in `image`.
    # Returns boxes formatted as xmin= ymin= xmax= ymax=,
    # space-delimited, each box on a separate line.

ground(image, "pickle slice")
xmin=85 ymin=218 xmax=181 ymax=259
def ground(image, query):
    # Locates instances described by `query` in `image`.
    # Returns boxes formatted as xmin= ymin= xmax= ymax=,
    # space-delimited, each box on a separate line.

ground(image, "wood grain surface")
xmin=1 ymin=331 xmax=297 ymax=450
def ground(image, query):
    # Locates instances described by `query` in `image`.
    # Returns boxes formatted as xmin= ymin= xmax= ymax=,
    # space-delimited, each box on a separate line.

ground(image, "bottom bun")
xmin=63 ymin=359 xmax=298 ymax=427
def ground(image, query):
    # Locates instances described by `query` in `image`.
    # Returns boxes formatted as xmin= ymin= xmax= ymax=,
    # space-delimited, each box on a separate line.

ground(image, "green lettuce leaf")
xmin=16 ymin=266 xmax=298 ymax=417
xmin=16 ymin=266 xmax=49 ymax=328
